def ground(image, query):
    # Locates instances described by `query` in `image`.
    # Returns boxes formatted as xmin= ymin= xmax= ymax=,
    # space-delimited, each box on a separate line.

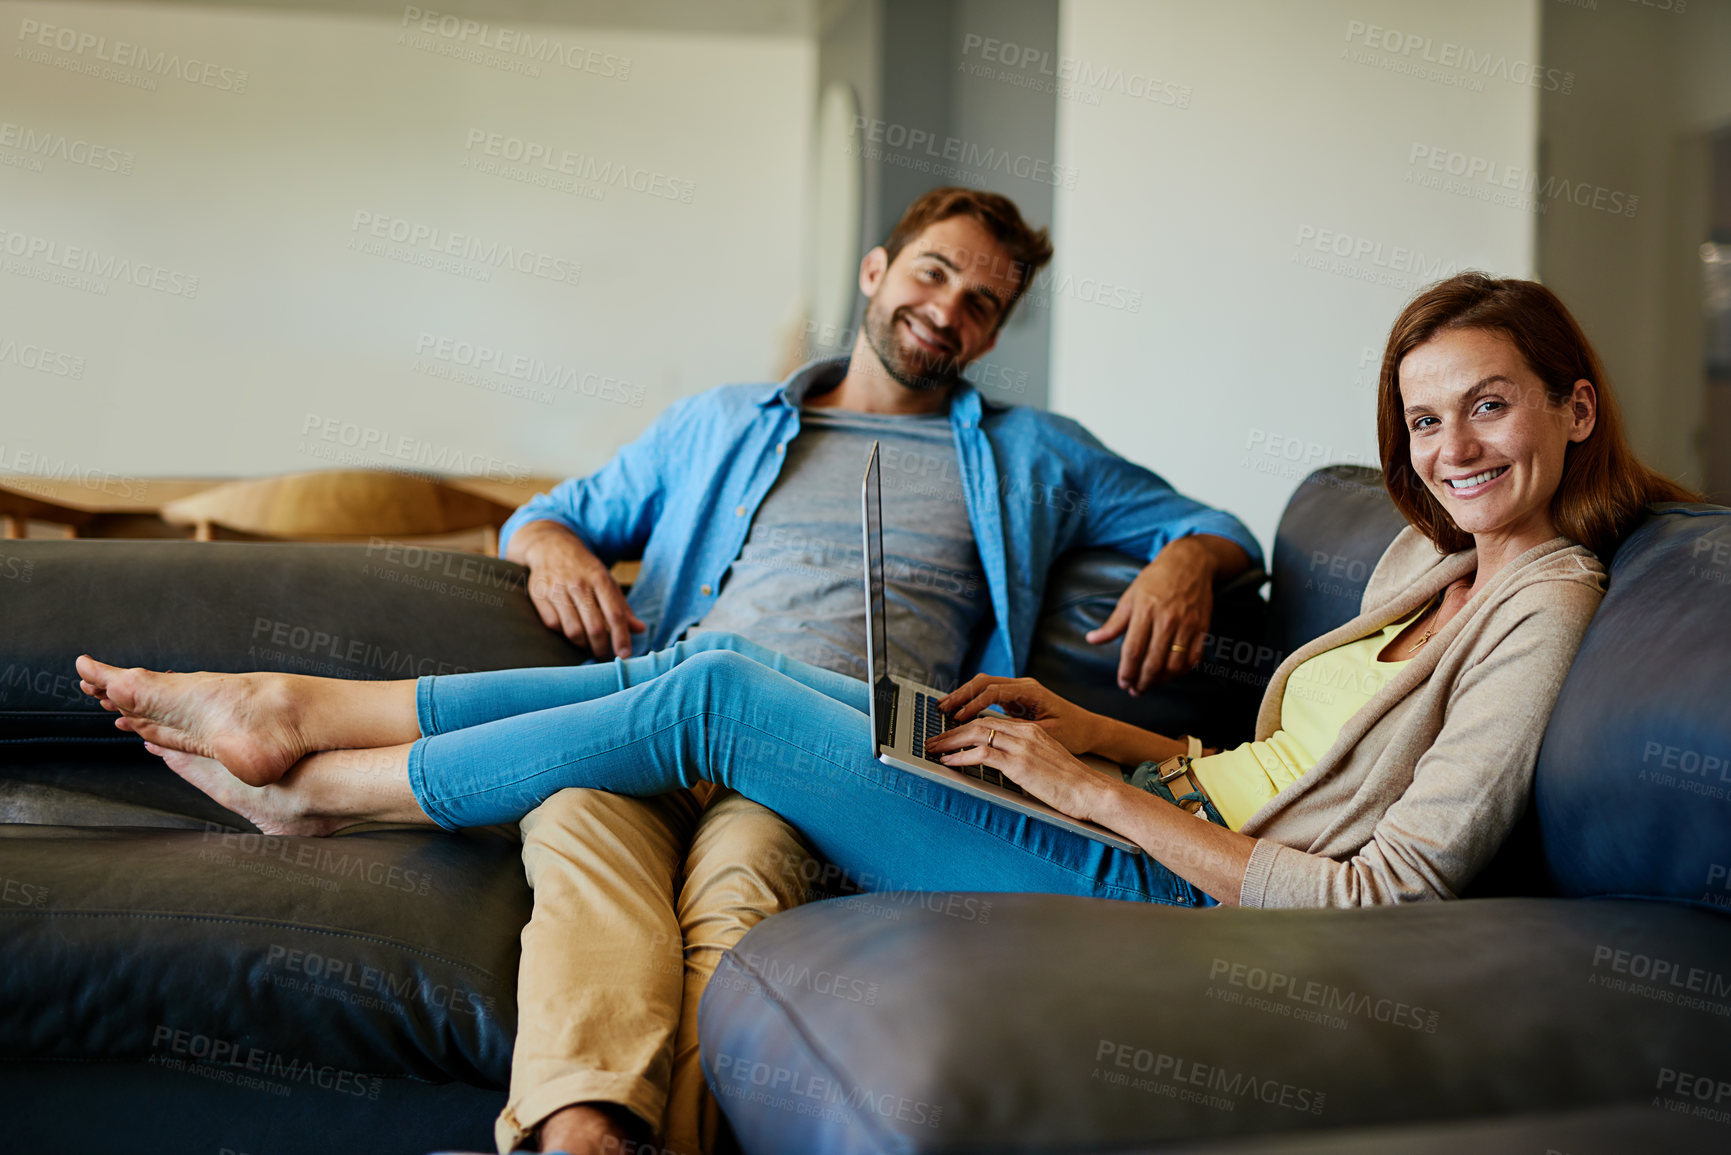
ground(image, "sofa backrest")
xmin=1026 ymin=551 xmax=1269 ymax=746
xmin=1 ymin=535 xmax=1270 ymax=750
xmin=0 ymin=539 xmax=580 ymax=743
xmin=9 ymin=483 xmax=1724 ymax=911
xmin=1267 ymin=465 xmax=1410 ymax=656
xmin=1534 ymin=503 xmax=1731 ymax=908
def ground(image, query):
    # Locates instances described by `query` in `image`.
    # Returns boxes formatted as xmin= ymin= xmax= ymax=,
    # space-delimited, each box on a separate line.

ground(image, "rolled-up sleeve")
xmin=497 ymin=396 xmax=691 ymax=562
xmin=1071 ymin=422 xmax=1263 ymax=569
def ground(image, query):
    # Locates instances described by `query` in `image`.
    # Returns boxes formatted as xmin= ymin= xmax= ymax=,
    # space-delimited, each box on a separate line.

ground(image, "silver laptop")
xmin=859 ymin=442 xmax=1142 ymax=854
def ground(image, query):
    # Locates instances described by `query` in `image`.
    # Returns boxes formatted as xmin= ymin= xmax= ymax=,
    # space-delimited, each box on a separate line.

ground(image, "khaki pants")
xmin=495 ymin=783 xmax=816 ymax=1154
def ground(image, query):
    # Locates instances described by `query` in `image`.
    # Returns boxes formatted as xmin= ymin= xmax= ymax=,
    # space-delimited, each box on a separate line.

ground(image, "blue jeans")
xmin=406 ymin=633 xmax=1210 ymax=906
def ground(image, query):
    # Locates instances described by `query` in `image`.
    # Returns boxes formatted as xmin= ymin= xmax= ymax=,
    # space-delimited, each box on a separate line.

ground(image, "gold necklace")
xmin=1406 ymin=582 xmax=1464 ymax=654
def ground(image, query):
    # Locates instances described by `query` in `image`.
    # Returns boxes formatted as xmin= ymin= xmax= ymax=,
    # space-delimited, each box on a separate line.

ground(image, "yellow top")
xmin=1192 ymin=603 xmax=1429 ymax=830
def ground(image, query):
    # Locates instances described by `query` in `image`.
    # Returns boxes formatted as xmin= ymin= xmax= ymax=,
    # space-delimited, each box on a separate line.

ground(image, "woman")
xmin=76 ymin=274 xmax=1692 ymax=908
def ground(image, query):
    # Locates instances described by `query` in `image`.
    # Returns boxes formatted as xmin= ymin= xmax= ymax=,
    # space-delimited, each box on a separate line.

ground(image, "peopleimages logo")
xmin=248 ymin=616 xmax=472 ymax=680
xmin=1094 ymin=1039 xmax=1327 ymax=1115
xmin=16 ymin=19 xmax=250 ymax=92
xmin=265 ymin=943 xmax=496 ymax=1015
xmin=462 ymin=129 xmax=695 ymax=204
xmin=1342 ymin=20 xmax=1573 ymax=93
xmin=0 ymin=446 xmax=147 ymax=498
xmin=710 ymin=1053 xmax=944 ymax=1129
xmin=1206 ymin=957 xmax=1440 ymax=1033
xmin=0 ymin=227 xmax=199 ymax=297
xmin=959 ymin=33 xmax=1192 ymax=108
xmin=400 ymin=6 xmax=631 ymax=79
xmin=0 ymin=336 xmax=85 ymax=379
xmin=150 ymin=1025 xmax=381 ymax=1099
xmin=1406 ymin=143 xmax=1638 ymax=218
xmin=413 ymin=332 xmax=645 ymax=407
xmin=297 ymin=413 xmax=529 ymax=484
xmin=0 ymin=120 xmax=133 ymax=174
xmin=850 ymin=117 xmax=1078 ymax=190
xmin=350 ymin=211 xmax=581 ymax=286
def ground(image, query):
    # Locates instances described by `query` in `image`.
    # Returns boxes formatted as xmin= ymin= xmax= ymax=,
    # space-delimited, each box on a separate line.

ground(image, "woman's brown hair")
xmin=1376 ymin=272 xmax=1697 ymax=557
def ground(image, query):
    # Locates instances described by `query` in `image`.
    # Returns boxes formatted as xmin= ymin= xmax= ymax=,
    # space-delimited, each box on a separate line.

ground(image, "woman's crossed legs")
xmin=74 ymin=635 xmax=1196 ymax=903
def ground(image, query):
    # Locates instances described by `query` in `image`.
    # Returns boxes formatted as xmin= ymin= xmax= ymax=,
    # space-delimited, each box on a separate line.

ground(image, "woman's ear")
xmin=1567 ymin=379 xmax=1597 ymax=443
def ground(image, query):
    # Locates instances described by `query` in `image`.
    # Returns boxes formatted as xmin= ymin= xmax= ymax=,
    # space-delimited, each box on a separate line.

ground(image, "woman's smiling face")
xmin=1398 ymin=327 xmax=1596 ymax=552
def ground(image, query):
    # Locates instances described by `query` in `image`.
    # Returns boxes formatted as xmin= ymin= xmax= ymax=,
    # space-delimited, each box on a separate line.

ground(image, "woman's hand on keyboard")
xmin=926 ymin=716 xmax=1114 ymax=824
xmin=937 ymin=676 xmax=1103 ymax=755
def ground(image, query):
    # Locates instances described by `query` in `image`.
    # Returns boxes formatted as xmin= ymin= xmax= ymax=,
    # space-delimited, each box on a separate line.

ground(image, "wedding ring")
xmin=1170 ymin=643 xmax=1188 ymax=653
xmin=986 ymin=728 xmax=997 ymax=749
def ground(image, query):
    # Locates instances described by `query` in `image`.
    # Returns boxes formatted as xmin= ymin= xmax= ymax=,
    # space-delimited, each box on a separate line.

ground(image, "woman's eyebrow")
xmin=1464 ymin=374 xmax=1515 ymax=396
xmin=1405 ymin=374 xmax=1516 ymax=416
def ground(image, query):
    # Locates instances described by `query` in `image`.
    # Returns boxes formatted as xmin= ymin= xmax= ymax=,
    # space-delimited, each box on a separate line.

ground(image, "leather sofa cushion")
xmin=0 ymin=797 xmax=526 ymax=1087
xmin=699 ymin=892 xmax=1731 ymax=1154
xmin=1127 ymin=1103 xmax=1730 ymax=1153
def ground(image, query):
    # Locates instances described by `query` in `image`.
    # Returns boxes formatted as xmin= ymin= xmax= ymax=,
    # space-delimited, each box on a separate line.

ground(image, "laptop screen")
xmin=860 ymin=443 xmax=895 ymax=748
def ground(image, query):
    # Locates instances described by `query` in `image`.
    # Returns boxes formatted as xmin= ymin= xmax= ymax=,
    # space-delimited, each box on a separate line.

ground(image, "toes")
xmin=99 ymin=669 xmax=142 ymax=713
xmin=74 ymin=655 xmax=105 ymax=685
xmin=78 ymin=680 xmax=122 ymax=712
xmin=75 ymin=655 xmax=124 ymax=694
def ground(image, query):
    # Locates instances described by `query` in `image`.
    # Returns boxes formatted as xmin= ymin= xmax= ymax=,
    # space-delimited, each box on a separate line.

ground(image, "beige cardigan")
xmin=1237 ymin=527 xmax=1606 ymax=908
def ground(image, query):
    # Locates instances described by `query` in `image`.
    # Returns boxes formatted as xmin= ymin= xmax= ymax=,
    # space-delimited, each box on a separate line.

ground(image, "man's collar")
xmin=758 ymin=356 xmax=849 ymax=408
xmin=759 ymin=355 xmax=988 ymax=422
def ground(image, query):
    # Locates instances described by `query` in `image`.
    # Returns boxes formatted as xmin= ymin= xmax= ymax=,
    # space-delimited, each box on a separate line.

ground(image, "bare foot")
xmin=146 ymin=742 xmax=351 ymax=837
xmin=537 ymin=1102 xmax=646 ymax=1155
xmin=77 ymin=656 xmax=311 ymax=787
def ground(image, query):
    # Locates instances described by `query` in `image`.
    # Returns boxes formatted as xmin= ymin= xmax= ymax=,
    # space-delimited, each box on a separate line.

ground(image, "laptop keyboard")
xmin=912 ymin=692 xmax=1024 ymax=796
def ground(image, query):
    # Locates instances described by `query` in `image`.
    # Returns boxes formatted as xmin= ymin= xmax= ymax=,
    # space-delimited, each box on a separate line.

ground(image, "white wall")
xmin=0 ymin=1 xmax=813 ymax=487
xmin=1050 ymin=0 xmax=1540 ymax=555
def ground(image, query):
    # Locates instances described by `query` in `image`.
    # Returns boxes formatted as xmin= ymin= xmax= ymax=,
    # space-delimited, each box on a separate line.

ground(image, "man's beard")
xmin=862 ymin=302 xmax=966 ymax=393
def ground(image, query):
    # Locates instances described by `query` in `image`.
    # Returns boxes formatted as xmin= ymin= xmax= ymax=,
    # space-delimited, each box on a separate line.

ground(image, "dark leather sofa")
xmin=0 ymin=475 xmax=1263 ymax=1155
xmin=696 ymin=466 xmax=1731 ymax=1153
xmin=3 ymin=466 xmax=1726 ymax=1153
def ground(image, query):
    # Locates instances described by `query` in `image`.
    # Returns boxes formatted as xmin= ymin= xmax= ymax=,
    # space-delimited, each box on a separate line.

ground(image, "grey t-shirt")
xmin=691 ymin=405 xmax=988 ymax=688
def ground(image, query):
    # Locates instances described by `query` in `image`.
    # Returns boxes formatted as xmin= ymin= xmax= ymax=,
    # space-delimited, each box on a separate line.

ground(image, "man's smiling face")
xmin=858 ymin=214 xmax=1023 ymax=392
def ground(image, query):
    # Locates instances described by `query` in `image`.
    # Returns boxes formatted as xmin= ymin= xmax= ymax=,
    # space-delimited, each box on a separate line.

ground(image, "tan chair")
xmin=0 ymin=483 xmax=91 ymax=539
xmin=160 ymin=470 xmax=517 ymax=555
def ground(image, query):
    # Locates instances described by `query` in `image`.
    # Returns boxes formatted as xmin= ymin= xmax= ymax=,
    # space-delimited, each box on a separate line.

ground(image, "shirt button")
xmin=701 ymin=584 xmax=712 ymax=596
xmin=776 ymin=443 xmax=785 ymax=454
xmin=735 ymin=506 xmax=746 ymax=517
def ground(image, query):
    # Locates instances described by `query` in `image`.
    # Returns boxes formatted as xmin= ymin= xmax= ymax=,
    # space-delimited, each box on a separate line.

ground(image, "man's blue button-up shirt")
xmin=499 ymin=358 xmax=1262 ymax=679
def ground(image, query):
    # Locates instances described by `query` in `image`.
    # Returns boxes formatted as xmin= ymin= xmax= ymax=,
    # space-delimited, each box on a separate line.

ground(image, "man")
xmin=495 ymin=187 xmax=1260 ymax=1154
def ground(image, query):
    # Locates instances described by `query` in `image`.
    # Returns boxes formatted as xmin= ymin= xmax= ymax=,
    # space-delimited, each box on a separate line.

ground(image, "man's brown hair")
xmin=1376 ymin=271 xmax=1697 ymax=558
xmin=882 ymin=187 xmax=1054 ymax=327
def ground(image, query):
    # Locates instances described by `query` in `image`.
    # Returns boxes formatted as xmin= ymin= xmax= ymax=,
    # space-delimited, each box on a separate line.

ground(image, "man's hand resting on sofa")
xmin=1085 ymin=534 xmax=1251 ymax=696
xmin=506 ymin=520 xmax=646 ymax=659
